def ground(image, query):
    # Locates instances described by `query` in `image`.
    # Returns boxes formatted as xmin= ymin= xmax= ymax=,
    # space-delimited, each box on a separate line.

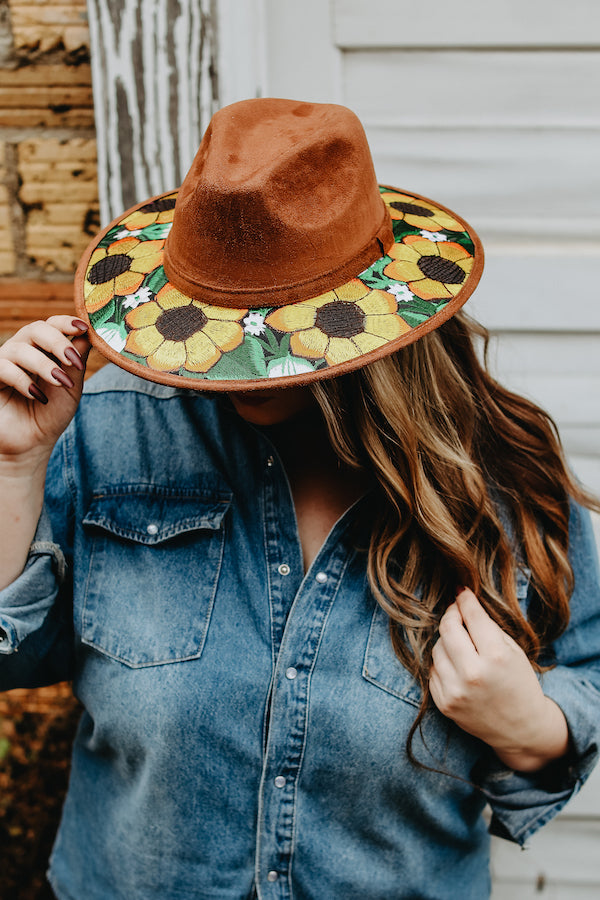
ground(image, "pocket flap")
xmin=83 ymin=485 xmax=232 ymax=545
xmin=363 ymin=604 xmax=422 ymax=707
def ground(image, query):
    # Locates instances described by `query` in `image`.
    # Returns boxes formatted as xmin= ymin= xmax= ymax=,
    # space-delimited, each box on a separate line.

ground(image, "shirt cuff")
xmin=0 ymin=511 xmax=66 ymax=655
xmin=480 ymin=666 xmax=600 ymax=845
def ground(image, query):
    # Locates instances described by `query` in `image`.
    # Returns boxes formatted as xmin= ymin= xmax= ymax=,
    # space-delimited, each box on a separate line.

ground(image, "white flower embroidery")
xmin=96 ymin=323 xmax=127 ymax=352
xmin=121 ymin=286 xmax=153 ymax=309
xmin=420 ymin=230 xmax=448 ymax=242
xmin=267 ymin=356 xmax=315 ymax=378
xmin=243 ymin=312 xmax=266 ymax=336
xmin=114 ymin=227 xmax=143 ymax=239
xmin=386 ymin=283 xmax=414 ymax=303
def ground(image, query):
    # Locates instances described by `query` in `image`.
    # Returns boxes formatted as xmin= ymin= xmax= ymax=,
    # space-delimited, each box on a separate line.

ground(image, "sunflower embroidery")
xmin=265 ymin=279 xmax=410 ymax=366
xmin=384 ymin=236 xmax=474 ymax=301
xmin=121 ymin=195 xmax=177 ymax=231
xmin=84 ymin=238 xmax=166 ymax=314
xmin=124 ymin=284 xmax=247 ymax=374
xmin=381 ymin=191 xmax=462 ymax=232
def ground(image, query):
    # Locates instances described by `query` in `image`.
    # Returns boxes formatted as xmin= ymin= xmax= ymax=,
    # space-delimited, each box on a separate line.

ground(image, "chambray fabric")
xmin=1 ymin=365 xmax=600 ymax=900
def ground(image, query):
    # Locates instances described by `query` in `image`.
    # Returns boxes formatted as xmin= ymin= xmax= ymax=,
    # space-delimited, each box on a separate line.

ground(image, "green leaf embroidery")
xmin=144 ymin=266 xmax=168 ymax=295
xmin=89 ymin=298 xmax=116 ymax=330
xmin=203 ymin=336 xmax=268 ymax=380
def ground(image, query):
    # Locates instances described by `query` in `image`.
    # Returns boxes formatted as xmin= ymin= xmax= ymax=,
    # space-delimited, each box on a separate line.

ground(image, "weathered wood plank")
xmin=468 ymin=254 xmax=600 ymax=331
xmin=86 ymin=0 xmax=219 ymax=224
xmin=343 ymin=50 xmax=600 ymax=128
xmin=491 ymin=819 xmax=600 ymax=888
xmin=0 ymin=281 xmax=75 ymax=330
xmin=366 ymin=126 xmax=600 ymax=242
xmin=333 ymin=0 xmax=600 ymax=48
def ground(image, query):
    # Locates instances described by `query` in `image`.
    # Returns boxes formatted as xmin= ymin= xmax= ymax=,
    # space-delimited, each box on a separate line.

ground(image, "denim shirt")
xmin=1 ymin=365 xmax=600 ymax=900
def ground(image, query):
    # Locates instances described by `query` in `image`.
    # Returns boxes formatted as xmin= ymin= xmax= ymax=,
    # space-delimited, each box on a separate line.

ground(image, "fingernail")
xmin=64 ymin=346 xmax=84 ymax=371
xmin=29 ymin=383 xmax=48 ymax=404
xmin=51 ymin=367 xmax=75 ymax=389
xmin=72 ymin=319 xmax=88 ymax=332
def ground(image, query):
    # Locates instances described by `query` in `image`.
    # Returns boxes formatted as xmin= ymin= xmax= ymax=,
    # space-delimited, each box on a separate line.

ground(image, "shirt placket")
xmin=255 ymin=534 xmax=353 ymax=899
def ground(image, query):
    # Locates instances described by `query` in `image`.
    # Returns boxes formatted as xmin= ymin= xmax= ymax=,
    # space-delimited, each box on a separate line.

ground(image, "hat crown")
xmin=163 ymin=98 xmax=393 ymax=307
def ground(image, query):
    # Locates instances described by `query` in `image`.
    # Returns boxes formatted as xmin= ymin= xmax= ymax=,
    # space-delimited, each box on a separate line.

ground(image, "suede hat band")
xmin=75 ymin=98 xmax=484 ymax=391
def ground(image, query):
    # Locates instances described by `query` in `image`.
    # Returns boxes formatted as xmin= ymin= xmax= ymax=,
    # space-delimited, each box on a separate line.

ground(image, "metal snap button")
xmin=274 ymin=775 xmax=286 ymax=788
xmin=315 ymin=571 xmax=327 ymax=583
xmin=285 ymin=667 xmax=298 ymax=680
xmin=146 ymin=523 xmax=159 ymax=535
xmin=278 ymin=563 xmax=290 ymax=576
xmin=267 ymin=871 xmax=279 ymax=882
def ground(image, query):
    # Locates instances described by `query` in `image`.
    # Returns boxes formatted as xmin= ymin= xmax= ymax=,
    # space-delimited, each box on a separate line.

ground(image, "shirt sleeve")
xmin=0 ymin=435 xmax=75 ymax=690
xmin=479 ymin=499 xmax=600 ymax=845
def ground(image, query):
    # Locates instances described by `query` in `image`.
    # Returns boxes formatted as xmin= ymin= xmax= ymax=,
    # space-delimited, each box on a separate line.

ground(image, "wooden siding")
xmin=332 ymin=0 xmax=600 ymax=48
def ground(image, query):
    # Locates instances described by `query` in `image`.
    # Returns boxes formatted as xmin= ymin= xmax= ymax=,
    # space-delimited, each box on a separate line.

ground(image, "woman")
xmin=0 ymin=98 xmax=599 ymax=900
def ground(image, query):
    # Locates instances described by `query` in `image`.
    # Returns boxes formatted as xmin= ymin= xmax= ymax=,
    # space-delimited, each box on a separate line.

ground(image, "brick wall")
xmin=0 ymin=0 xmax=101 ymax=368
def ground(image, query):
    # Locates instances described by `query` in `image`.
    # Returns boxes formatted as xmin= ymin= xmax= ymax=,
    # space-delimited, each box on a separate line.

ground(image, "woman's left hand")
xmin=429 ymin=587 xmax=570 ymax=772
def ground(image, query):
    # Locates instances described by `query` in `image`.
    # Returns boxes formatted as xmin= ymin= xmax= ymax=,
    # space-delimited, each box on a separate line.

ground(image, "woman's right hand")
xmin=0 ymin=316 xmax=90 ymax=463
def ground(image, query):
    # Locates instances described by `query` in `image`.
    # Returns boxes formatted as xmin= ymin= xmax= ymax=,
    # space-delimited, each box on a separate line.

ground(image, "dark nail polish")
xmin=72 ymin=319 xmax=88 ymax=332
xmin=64 ymin=346 xmax=84 ymax=371
xmin=29 ymin=383 xmax=48 ymax=404
xmin=51 ymin=367 xmax=74 ymax=389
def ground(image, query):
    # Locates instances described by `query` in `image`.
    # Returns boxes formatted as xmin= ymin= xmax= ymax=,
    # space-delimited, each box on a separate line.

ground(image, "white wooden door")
xmin=218 ymin=0 xmax=600 ymax=895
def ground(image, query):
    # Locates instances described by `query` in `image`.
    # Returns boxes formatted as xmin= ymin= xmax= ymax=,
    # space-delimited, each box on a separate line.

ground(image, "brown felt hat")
xmin=75 ymin=97 xmax=484 ymax=390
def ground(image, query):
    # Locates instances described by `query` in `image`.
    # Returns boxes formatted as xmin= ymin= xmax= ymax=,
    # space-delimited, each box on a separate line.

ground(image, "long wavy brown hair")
xmin=311 ymin=312 xmax=599 ymax=748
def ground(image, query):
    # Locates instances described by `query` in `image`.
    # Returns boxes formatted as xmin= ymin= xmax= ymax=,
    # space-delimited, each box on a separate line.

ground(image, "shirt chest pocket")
xmin=362 ymin=604 xmax=422 ymax=708
xmin=81 ymin=485 xmax=232 ymax=667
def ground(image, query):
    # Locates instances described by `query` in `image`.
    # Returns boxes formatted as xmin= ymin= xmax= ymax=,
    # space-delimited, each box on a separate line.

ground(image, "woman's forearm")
xmin=492 ymin=696 xmax=570 ymax=773
xmin=0 ymin=452 xmax=50 ymax=590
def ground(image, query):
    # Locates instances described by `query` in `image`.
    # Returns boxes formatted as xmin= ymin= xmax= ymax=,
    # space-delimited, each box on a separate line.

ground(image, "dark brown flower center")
xmin=88 ymin=253 xmax=131 ymax=284
xmin=389 ymin=201 xmax=434 ymax=218
xmin=156 ymin=305 xmax=208 ymax=341
xmin=315 ymin=301 xmax=365 ymax=338
xmin=140 ymin=197 xmax=177 ymax=214
xmin=418 ymin=254 xmax=465 ymax=285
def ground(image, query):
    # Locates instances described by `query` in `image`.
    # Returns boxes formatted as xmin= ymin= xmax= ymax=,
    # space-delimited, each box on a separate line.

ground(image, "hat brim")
xmin=74 ymin=186 xmax=484 ymax=391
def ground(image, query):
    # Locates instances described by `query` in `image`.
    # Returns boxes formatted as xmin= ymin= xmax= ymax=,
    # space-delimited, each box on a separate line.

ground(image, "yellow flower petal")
xmin=84 ymin=281 xmax=114 ymax=313
xmin=130 ymin=241 xmax=166 ymax=274
xmin=184 ymin=331 xmax=222 ymax=373
xmin=429 ymin=211 xmax=462 ymax=231
xmin=204 ymin=305 xmax=248 ymax=322
xmin=384 ymin=258 xmax=423 ymax=283
xmin=114 ymin=271 xmax=145 ymax=295
xmin=291 ymin=327 xmax=328 ymax=359
xmin=356 ymin=289 xmax=397 ymax=315
xmin=266 ymin=304 xmax=317 ymax=332
xmin=364 ymin=314 xmax=411 ymax=340
xmin=325 ymin=337 xmax=361 ymax=365
xmin=408 ymin=278 xmax=452 ymax=301
xmin=202 ymin=319 xmax=244 ymax=352
xmin=156 ymin=286 xmax=191 ymax=310
xmin=439 ymin=242 xmax=472 ymax=263
xmin=407 ymin=239 xmax=438 ymax=257
xmin=126 ymin=325 xmax=163 ymax=357
xmin=334 ymin=279 xmax=370 ymax=302
xmin=124 ymin=211 xmax=156 ymax=229
xmin=147 ymin=340 xmax=187 ymax=371
xmin=88 ymin=247 xmax=107 ymax=267
xmin=306 ymin=290 xmax=338 ymax=310
xmin=386 ymin=241 xmax=422 ymax=264
xmin=125 ymin=300 xmax=162 ymax=328
xmin=108 ymin=237 xmax=139 ymax=254
xmin=351 ymin=332 xmax=387 ymax=353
